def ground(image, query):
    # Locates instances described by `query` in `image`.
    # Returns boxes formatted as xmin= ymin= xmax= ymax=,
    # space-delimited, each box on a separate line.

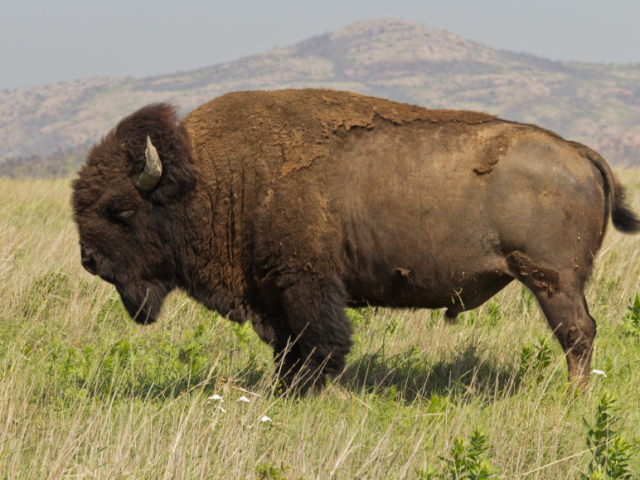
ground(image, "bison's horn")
xmin=132 ymin=136 xmax=163 ymax=192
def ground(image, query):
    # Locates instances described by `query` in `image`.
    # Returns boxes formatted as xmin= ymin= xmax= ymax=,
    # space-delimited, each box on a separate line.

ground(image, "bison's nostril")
xmin=80 ymin=246 xmax=98 ymax=275
xmin=81 ymin=256 xmax=97 ymax=275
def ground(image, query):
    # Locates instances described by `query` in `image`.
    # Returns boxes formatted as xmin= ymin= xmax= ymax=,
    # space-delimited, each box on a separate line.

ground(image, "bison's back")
xmin=183 ymin=88 xmax=495 ymax=182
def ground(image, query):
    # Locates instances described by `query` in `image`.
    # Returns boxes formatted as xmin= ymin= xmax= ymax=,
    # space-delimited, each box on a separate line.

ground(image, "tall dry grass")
xmin=0 ymin=175 xmax=639 ymax=479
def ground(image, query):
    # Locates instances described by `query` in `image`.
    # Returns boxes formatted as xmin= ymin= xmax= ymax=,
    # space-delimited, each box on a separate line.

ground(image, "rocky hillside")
xmin=3 ymin=18 xmax=640 ymax=168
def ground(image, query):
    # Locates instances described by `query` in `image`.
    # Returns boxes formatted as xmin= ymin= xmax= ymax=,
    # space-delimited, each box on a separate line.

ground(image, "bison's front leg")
xmin=250 ymin=315 xmax=302 ymax=390
xmin=272 ymin=273 xmax=353 ymax=393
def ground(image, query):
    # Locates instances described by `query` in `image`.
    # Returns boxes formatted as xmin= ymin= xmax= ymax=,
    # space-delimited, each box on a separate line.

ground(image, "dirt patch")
xmin=506 ymin=251 xmax=560 ymax=294
xmin=473 ymin=130 xmax=517 ymax=175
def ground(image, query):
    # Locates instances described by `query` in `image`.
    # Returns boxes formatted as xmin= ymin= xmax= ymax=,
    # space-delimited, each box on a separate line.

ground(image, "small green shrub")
xmin=42 ymin=322 xmax=219 ymax=400
xmin=255 ymin=462 xmax=291 ymax=480
xmin=232 ymin=321 xmax=253 ymax=346
xmin=518 ymin=337 xmax=552 ymax=383
xmin=346 ymin=308 xmax=365 ymax=325
xmin=581 ymin=392 xmax=637 ymax=480
xmin=426 ymin=393 xmax=448 ymax=415
xmin=418 ymin=428 xmax=500 ymax=479
xmin=385 ymin=317 xmax=399 ymax=335
xmin=622 ymin=293 xmax=640 ymax=337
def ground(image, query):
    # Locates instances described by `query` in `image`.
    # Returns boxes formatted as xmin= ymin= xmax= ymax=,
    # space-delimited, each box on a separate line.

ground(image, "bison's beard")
xmin=116 ymin=279 xmax=172 ymax=325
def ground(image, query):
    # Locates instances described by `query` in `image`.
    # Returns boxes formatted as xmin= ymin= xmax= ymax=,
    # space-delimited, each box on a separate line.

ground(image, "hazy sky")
xmin=2 ymin=0 xmax=640 ymax=91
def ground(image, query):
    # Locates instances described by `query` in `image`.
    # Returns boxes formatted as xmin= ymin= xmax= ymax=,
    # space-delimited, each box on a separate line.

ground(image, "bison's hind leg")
xmin=506 ymin=251 xmax=596 ymax=386
xmin=271 ymin=273 xmax=353 ymax=393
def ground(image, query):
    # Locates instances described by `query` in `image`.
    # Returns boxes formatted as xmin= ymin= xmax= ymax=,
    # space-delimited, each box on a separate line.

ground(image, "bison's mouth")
xmin=115 ymin=280 xmax=171 ymax=325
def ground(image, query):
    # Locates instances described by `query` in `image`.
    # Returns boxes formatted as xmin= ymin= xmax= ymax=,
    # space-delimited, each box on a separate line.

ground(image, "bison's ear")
xmin=117 ymin=104 xmax=196 ymax=204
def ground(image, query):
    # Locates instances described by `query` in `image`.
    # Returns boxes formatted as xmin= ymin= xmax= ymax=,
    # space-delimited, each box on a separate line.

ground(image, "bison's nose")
xmin=80 ymin=247 xmax=98 ymax=275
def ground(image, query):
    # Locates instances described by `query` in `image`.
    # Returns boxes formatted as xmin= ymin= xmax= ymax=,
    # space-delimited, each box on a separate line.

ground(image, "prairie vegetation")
xmin=0 ymin=176 xmax=639 ymax=478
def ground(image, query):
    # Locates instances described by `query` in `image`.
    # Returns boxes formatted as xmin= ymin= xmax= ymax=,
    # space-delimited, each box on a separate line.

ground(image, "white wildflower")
xmin=217 ymin=406 xmax=227 ymax=413
xmin=591 ymin=369 xmax=607 ymax=378
xmin=260 ymin=416 xmax=272 ymax=423
xmin=238 ymin=396 xmax=251 ymax=403
xmin=208 ymin=394 xmax=224 ymax=402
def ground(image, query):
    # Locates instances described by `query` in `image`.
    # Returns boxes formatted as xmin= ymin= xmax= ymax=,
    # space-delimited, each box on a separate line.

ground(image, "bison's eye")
xmin=105 ymin=201 xmax=136 ymax=223
xmin=114 ymin=210 xmax=135 ymax=221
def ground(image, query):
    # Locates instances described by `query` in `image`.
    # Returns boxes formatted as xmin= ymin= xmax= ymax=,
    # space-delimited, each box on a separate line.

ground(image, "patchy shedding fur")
xmin=185 ymin=89 xmax=495 ymax=179
xmin=473 ymin=130 xmax=517 ymax=174
xmin=506 ymin=251 xmax=560 ymax=294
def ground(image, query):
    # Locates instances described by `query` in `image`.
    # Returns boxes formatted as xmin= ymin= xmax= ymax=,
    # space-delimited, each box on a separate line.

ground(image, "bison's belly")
xmin=344 ymin=267 xmax=506 ymax=309
xmin=339 ymin=206 xmax=506 ymax=309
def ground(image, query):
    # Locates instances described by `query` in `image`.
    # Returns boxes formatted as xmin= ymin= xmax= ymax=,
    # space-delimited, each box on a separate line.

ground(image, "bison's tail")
xmin=577 ymin=144 xmax=640 ymax=234
xmin=611 ymin=181 xmax=640 ymax=233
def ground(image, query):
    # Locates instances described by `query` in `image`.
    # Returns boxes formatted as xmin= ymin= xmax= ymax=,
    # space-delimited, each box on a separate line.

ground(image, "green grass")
xmin=0 ymin=177 xmax=639 ymax=478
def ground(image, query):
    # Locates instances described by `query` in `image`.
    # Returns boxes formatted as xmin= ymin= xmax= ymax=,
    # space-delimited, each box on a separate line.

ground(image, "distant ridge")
xmin=2 ymin=18 xmax=640 ymax=169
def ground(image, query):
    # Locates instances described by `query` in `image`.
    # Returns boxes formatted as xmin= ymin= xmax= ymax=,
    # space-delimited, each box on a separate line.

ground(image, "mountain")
xmin=2 ymin=18 xmax=640 ymax=169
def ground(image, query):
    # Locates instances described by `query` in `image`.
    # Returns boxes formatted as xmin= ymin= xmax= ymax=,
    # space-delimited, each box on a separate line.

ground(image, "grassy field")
xmin=0 ymin=176 xmax=639 ymax=479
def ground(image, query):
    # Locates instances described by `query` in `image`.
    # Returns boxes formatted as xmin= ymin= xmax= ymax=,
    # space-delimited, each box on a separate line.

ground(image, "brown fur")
xmin=72 ymin=88 xmax=639 ymax=392
xmin=186 ymin=89 xmax=495 ymax=179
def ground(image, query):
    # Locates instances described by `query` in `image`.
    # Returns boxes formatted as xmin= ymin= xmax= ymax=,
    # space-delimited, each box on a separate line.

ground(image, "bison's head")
xmin=72 ymin=104 xmax=196 ymax=324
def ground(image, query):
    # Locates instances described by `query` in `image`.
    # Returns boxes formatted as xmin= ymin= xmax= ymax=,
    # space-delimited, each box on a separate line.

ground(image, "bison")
xmin=72 ymin=88 xmax=639 ymax=391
